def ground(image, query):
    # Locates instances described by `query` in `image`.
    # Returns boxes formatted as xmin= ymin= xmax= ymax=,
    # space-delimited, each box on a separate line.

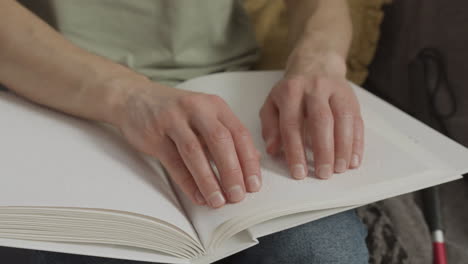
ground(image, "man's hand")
xmin=259 ymin=0 xmax=362 ymax=180
xmin=115 ymin=83 xmax=262 ymax=208
xmin=260 ymin=52 xmax=363 ymax=180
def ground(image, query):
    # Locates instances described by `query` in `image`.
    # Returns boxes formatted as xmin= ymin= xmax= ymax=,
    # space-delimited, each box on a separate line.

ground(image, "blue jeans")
xmin=30 ymin=210 xmax=368 ymax=264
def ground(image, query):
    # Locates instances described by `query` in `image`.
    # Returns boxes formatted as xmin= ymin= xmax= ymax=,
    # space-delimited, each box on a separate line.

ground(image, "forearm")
xmin=284 ymin=0 xmax=352 ymax=75
xmin=0 ymin=0 xmax=149 ymax=125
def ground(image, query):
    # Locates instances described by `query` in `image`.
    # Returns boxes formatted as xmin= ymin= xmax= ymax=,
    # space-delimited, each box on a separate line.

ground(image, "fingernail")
xmin=247 ymin=175 xmax=261 ymax=192
xmin=351 ymin=154 xmax=360 ymax=168
xmin=292 ymin=164 xmax=306 ymax=179
xmin=334 ymin=159 xmax=347 ymax=173
xmin=194 ymin=190 xmax=205 ymax=205
xmin=208 ymin=191 xmax=226 ymax=208
xmin=227 ymin=185 xmax=245 ymax=202
xmin=316 ymin=164 xmax=332 ymax=179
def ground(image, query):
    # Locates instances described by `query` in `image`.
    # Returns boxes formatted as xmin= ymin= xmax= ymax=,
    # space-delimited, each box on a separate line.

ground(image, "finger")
xmin=220 ymin=112 xmax=262 ymax=193
xmin=350 ymin=115 xmax=364 ymax=168
xmin=306 ymin=96 xmax=334 ymax=179
xmin=259 ymin=96 xmax=281 ymax=155
xmin=195 ymin=119 xmax=246 ymax=203
xmin=155 ymin=137 xmax=205 ymax=205
xmin=277 ymin=85 xmax=307 ymax=180
xmin=330 ymin=95 xmax=354 ymax=173
xmin=169 ymin=125 xmax=226 ymax=208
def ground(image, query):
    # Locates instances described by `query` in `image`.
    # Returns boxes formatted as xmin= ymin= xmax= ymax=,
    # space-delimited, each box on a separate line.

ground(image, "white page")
xmin=175 ymin=71 xmax=468 ymax=248
xmin=0 ymin=237 xmax=189 ymax=264
xmin=248 ymin=205 xmax=360 ymax=239
xmin=0 ymin=93 xmax=198 ymax=242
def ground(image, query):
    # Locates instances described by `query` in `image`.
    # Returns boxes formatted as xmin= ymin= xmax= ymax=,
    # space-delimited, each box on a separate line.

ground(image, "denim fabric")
xmin=30 ymin=210 xmax=368 ymax=264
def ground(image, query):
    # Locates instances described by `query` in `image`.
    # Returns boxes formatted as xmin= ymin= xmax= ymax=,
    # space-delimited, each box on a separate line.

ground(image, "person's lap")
xmin=30 ymin=210 xmax=368 ymax=264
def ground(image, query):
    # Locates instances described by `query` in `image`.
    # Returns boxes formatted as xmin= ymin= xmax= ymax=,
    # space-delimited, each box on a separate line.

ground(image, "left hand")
xmin=259 ymin=52 xmax=364 ymax=180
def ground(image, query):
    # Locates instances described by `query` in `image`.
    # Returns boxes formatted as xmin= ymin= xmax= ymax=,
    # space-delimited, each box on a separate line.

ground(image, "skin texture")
xmin=0 ymin=0 xmax=362 ymax=208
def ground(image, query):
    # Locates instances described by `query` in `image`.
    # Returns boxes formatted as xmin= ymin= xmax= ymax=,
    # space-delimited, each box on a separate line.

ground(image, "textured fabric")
xmin=357 ymin=200 xmax=412 ymax=264
xmin=29 ymin=210 xmax=368 ymax=264
xmin=242 ymin=0 xmax=388 ymax=85
xmin=20 ymin=0 xmax=259 ymax=86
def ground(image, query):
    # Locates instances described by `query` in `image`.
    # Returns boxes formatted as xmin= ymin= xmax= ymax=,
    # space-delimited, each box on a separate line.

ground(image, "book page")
xmin=174 ymin=71 xmax=468 ymax=248
xmin=0 ymin=237 xmax=189 ymax=264
xmin=0 ymin=93 xmax=198 ymax=241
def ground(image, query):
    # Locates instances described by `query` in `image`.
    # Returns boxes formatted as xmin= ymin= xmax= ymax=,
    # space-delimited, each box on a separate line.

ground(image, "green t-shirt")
xmin=22 ymin=0 xmax=259 ymax=86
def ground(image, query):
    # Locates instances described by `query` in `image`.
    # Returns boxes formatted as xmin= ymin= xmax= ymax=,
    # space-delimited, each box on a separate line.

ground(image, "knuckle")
xmin=314 ymin=143 xmax=334 ymax=154
xmin=241 ymin=156 xmax=260 ymax=169
xmin=231 ymin=124 xmax=250 ymax=139
xmin=287 ymin=151 xmax=304 ymax=163
xmin=354 ymin=138 xmax=364 ymax=147
xmin=355 ymin=116 xmax=364 ymax=126
xmin=278 ymin=79 xmax=303 ymax=102
xmin=335 ymin=139 xmax=352 ymax=150
xmin=334 ymin=109 xmax=354 ymax=120
xmin=197 ymin=172 xmax=217 ymax=187
xmin=208 ymin=126 xmax=232 ymax=143
xmin=178 ymin=94 xmax=205 ymax=110
xmin=207 ymin=94 xmax=225 ymax=105
xmin=310 ymin=108 xmax=333 ymax=124
xmin=353 ymin=132 xmax=364 ymax=144
xmin=312 ymin=76 xmax=328 ymax=86
xmin=221 ymin=167 xmax=243 ymax=180
xmin=282 ymin=120 xmax=301 ymax=130
xmin=309 ymin=77 xmax=331 ymax=95
xmin=159 ymin=111 xmax=182 ymax=133
xmin=181 ymin=139 xmax=200 ymax=156
xmin=166 ymin=155 xmax=185 ymax=170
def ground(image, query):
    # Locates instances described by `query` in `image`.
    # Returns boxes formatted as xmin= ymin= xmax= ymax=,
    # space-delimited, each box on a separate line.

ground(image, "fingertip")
xmin=291 ymin=164 xmax=307 ymax=180
xmin=246 ymin=174 xmax=261 ymax=192
xmin=334 ymin=158 xmax=347 ymax=173
xmin=226 ymin=185 xmax=245 ymax=203
xmin=207 ymin=191 xmax=226 ymax=208
xmin=315 ymin=164 xmax=333 ymax=179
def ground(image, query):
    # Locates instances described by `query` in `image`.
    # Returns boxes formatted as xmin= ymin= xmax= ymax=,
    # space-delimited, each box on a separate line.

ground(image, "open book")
xmin=1 ymin=71 xmax=467 ymax=264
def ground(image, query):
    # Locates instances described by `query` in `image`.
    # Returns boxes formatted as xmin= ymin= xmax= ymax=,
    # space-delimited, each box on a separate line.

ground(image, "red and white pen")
xmin=423 ymin=186 xmax=447 ymax=264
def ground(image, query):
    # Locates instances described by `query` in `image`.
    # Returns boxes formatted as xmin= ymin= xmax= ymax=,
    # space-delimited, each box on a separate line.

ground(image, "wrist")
xmin=99 ymin=71 xmax=187 ymax=129
xmin=98 ymin=72 xmax=152 ymax=127
xmin=286 ymin=23 xmax=350 ymax=79
xmin=286 ymin=47 xmax=347 ymax=79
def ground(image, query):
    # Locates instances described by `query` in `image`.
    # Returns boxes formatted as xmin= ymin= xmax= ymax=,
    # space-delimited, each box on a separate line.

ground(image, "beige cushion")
xmin=243 ymin=0 xmax=389 ymax=85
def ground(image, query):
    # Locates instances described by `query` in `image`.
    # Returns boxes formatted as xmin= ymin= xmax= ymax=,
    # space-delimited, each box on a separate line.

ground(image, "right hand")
xmin=114 ymin=82 xmax=262 ymax=208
